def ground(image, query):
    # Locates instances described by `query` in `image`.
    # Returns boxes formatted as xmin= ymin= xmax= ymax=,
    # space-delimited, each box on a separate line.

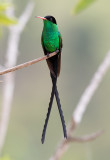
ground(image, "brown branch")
xmin=49 ymin=129 xmax=104 ymax=160
xmin=0 ymin=50 xmax=59 ymax=76
xmin=67 ymin=130 xmax=104 ymax=143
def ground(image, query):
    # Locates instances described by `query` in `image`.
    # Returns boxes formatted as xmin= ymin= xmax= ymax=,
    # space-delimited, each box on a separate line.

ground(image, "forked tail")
xmin=41 ymin=72 xmax=67 ymax=143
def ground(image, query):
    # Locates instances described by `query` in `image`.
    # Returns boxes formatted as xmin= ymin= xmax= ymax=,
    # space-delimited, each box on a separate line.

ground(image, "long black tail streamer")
xmin=41 ymin=74 xmax=56 ymax=144
xmin=41 ymin=84 xmax=55 ymax=144
xmin=55 ymin=87 xmax=67 ymax=138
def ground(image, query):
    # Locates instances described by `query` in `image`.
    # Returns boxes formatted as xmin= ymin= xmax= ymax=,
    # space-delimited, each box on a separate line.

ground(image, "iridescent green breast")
xmin=42 ymin=31 xmax=59 ymax=53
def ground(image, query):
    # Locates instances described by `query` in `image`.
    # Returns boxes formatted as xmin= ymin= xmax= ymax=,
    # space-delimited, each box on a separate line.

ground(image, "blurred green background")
xmin=0 ymin=0 xmax=110 ymax=159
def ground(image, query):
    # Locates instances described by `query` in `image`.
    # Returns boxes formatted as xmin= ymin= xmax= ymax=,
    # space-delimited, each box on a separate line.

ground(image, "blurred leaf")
xmin=0 ymin=155 xmax=10 ymax=160
xmin=0 ymin=3 xmax=17 ymax=27
xmin=72 ymin=0 xmax=97 ymax=15
xmin=0 ymin=3 xmax=11 ymax=11
xmin=0 ymin=12 xmax=17 ymax=26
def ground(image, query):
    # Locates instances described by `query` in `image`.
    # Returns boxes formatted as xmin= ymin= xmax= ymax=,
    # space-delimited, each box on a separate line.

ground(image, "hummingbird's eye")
xmin=50 ymin=18 xmax=52 ymax=21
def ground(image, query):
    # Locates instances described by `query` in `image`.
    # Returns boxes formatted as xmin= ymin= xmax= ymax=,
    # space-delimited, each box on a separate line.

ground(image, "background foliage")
xmin=0 ymin=3 xmax=17 ymax=26
xmin=72 ymin=0 xmax=96 ymax=14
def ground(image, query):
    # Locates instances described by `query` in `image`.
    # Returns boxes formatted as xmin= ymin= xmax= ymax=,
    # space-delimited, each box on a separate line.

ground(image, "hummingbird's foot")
xmin=47 ymin=53 xmax=50 ymax=57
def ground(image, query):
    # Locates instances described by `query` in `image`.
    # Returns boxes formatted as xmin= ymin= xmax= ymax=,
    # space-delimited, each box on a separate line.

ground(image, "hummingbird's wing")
xmin=57 ymin=32 xmax=63 ymax=77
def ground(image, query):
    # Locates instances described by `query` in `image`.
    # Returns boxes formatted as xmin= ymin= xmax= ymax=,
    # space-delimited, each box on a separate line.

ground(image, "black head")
xmin=44 ymin=15 xmax=57 ymax=24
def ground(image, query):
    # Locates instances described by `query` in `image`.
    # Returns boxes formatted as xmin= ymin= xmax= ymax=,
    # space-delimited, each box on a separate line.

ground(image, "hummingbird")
xmin=36 ymin=15 xmax=67 ymax=143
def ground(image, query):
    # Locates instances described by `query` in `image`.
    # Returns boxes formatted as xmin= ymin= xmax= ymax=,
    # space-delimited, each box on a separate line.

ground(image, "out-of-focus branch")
xmin=0 ymin=65 xmax=5 ymax=71
xmin=73 ymin=51 xmax=110 ymax=124
xmin=0 ymin=1 xmax=34 ymax=155
xmin=67 ymin=130 xmax=104 ymax=143
xmin=0 ymin=50 xmax=59 ymax=75
xmin=49 ymin=50 xmax=110 ymax=160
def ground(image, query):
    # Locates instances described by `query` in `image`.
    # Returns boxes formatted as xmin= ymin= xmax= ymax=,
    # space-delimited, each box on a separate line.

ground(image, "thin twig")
xmin=49 ymin=50 xmax=110 ymax=160
xmin=0 ymin=50 xmax=59 ymax=76
xmin=67 ymin=130 xmax=104 ymax=143
xmin=0 ymin=1 xmax=34 ymax=155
